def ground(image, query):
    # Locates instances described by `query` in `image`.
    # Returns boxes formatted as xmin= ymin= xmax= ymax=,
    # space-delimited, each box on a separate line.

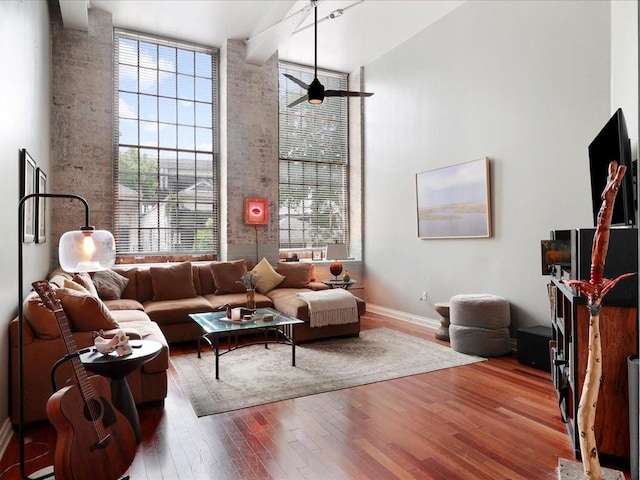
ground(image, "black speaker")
xmin=571 ymin=227 xmax=638 ymax=306
xmin=517 ymin=326 xmax=552 ymax=372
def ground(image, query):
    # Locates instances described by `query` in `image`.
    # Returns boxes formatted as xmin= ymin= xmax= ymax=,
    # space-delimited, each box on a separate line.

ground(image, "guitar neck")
xmin=42 ymin=290 xmax=97 ymax=403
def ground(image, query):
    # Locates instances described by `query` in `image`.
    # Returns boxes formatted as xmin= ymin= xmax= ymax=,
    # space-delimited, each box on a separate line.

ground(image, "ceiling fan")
xmin=284 ymin=1 xmax=374 ymax=108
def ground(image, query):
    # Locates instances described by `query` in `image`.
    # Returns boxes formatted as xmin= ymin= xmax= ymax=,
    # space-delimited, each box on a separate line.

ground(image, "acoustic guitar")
xmin=32 ymin=281 xmax=137 ymax=480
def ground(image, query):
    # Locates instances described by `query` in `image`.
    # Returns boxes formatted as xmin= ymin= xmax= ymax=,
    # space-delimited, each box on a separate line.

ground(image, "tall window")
xmin=114 ymin=30 xmax=219 ymax=257
xmin=278 ymin=62 xmax=349 ymax=250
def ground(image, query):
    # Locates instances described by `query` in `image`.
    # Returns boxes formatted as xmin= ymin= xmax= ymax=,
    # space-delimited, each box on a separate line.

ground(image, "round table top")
xmin=79 ymin=339 xmax=162 ymax=379
xmin=434 ymin=302 xmax=450 ymax=316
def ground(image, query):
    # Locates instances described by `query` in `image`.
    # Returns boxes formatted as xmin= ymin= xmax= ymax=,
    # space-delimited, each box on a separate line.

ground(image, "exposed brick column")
xmin=50 ymin=8 xmax=114 ymax=261
xmin=220 ymin=39 xmax=279 ymax=264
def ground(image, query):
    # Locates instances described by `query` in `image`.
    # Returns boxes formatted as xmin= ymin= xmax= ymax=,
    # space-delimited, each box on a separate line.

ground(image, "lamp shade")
xmin=59 ymin=229 xmax=116 ymax=272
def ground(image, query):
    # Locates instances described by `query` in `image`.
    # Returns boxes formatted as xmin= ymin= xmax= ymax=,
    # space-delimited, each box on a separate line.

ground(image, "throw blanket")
xmin=296 ymin=289 xmax=358 ymax=328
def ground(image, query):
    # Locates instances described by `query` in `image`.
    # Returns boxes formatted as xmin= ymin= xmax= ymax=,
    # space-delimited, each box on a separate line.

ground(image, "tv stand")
xmin=549 ymin=277 xmax=637 ymax=461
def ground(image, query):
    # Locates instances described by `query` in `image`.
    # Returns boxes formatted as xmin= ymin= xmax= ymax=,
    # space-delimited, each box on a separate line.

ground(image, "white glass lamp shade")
xmin=59 ymin=229 xmax=116 ymax=272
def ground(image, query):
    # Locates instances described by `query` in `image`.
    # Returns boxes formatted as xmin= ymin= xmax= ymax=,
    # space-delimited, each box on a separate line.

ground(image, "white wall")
xmin=611 ymin=0 xmax=639 ymax=162
xmin=363 ymin=0 xmax=615 ymax=332
xmin=0 ymin=0 xmax=51 ymax=425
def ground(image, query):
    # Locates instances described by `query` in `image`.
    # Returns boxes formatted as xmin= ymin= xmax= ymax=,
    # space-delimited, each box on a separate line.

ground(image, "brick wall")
xmin=50 ymin=8 xmax=114 ymax=260
xmin=50 ymin=12 xmax=280 ymax=263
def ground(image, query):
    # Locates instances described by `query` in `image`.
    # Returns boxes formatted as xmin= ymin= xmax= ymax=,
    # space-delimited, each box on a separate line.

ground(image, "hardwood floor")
xmin=0 ymin=313 xmax=632 ymax=479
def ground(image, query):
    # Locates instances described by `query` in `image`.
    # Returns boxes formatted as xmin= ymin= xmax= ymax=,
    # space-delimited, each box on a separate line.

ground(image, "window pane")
xmin=119 ymin=92 xmax=138 ymax=119
xmin=139 ymin=94 xmax=157 ymax=121
xmin=178 ymin=100 xmax=194 ymax=125
xmin=177 ymin=74 xmax=194 ymax=100
xmin=119 ymin=119 xmax=138 ymax=145
xmin=195 ymin=102 xmax=211 ymax=127
xmin=159 ymin=97 xmax=176 ymax=123
xmin=195 ymin=77 xmax=211 ymax=103
xmin=119 ymin=64 xmax=138 ymax=92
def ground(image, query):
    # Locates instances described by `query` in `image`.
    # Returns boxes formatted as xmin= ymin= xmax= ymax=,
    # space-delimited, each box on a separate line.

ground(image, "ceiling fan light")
xmin=308 ymin=78 xmax=324 ymax=104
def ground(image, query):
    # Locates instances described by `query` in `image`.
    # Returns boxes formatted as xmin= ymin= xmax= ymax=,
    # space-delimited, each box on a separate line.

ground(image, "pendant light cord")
xmin=313 ymin=1 xmax=318 ymax=78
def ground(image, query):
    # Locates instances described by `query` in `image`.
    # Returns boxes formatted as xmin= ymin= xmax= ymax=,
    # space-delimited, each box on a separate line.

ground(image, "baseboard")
xmin=365 ymin=304 xmax=440 ymax=330
xmin=0 ymin=417 xmax=14 ymax=462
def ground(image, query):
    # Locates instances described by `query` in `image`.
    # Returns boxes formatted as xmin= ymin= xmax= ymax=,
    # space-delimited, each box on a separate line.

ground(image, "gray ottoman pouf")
xmin=449 ymin=294 xmax=511 ymax=357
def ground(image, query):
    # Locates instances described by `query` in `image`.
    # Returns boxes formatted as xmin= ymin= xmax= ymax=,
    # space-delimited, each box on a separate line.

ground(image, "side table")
xmin=434 ymin=302 xmax=450 ymax=342
xmin=322 ymin=279 xmax=357 ymax=290
xmin=79 ymin=339 xmax=162 ymax=443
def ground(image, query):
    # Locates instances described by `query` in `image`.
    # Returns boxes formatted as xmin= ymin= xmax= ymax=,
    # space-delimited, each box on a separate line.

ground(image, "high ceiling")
xmin=59 ymin=0 xmax=464 ymax=72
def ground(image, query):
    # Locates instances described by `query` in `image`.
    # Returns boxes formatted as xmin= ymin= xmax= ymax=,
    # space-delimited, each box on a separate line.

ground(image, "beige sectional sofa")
xmin=10 ymin=259 xmax=365 ymax=424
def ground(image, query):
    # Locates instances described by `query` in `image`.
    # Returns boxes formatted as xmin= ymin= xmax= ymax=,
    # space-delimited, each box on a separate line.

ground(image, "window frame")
xmin=278 ymin=61 xmax=350 ymax=257
xmin=113 ymin=29 xmax=219 ymax=262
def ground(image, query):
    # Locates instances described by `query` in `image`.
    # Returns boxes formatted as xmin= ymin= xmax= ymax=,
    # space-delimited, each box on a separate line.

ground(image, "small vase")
xmin=246 ymin=289 xmax=256 ymax=310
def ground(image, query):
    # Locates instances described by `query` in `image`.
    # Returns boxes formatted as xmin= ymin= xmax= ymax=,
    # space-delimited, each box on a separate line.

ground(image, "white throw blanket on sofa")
xmin=296 ymin=289 xmax=358 ymax=328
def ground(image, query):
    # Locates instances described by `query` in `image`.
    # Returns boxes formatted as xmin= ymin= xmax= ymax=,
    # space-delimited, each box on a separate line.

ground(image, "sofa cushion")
xmin=92 ymin=269 xmax=130 ymax=300
xmin=63 ymin=278 xmax=92 ymax=294
xmin=143 ymin=296 xmax=213 ymax=327
xmin=103 ymin=298 xmax=145 ymax=311
xmin=56 ymin=287 xmax=120 ymax=331
xmin=109 ymin=310 xmax=169 ymax=374
xmin=251 ymin=258 xmax=284 ymax=294
xmin=72 ymin=273 xmax=99 ymax=297
xmin=204 ymin=292 xmax=273 ymax=310
xmin=194 ymin=263 xmax=216 ymax=295
xmin=277 ymin=262 xmax=312 ymax=288
xmin=210 ymin=260 xmax=247 ymax=294
xmin=23 ymin=293 xmax=61 ymax=339
xmin=113 ymin=267 xmax=138 ymax=300
xmin=150 ymin=262 xmax=197 ymax=301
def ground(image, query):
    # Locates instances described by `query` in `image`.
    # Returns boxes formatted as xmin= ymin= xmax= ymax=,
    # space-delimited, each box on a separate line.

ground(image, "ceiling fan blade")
xmin=284 ymin=73 xmax=310 ymax=90
xmin=287 ymin=95 xmax=308 ymax=108
xmin=325 ymin=90 xmax=374 ymax=98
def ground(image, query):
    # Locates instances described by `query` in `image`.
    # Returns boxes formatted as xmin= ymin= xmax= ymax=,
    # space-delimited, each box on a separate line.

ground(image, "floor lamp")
xmin=17 ymin=193 xmax=115 ymax=480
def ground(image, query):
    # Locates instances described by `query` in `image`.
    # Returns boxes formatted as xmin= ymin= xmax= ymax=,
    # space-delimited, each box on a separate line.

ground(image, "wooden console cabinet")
xmin=549 ymin=277 xmax=637 ymax=461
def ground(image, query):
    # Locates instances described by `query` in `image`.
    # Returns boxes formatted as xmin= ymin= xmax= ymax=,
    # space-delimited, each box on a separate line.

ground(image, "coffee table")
xmin=189 ymin=307 xmax=305 ymax=379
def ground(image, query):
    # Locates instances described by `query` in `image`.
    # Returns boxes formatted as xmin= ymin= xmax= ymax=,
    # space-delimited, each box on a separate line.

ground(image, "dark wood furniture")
xmin=549 ymin=277 xmax=637 ymax=461
xmin=79 ymin=340 xmax=162 ymax=443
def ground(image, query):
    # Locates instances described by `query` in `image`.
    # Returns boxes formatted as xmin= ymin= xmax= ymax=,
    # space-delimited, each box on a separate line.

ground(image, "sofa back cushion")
xmin=150 ymin=261 xmax=197 ymax=301
xmin=23 ymin=292 xmax=61 ymax=339
xmin=276 ymin=262 xmax=313 ymax=288
xmin=56 ymin=287 xmax=120 ymax=331
xmin=194 ymin=263 xmax=216 ymax=295
xmin=92 ymin=269 xmax=130 ymax=300
xmin=210 ymin=260 xmax=247 ymax=294
xmin=72 ymin=273 xmax=99 ymax=297
xmin=113 ymin=267 xmax=139 ymax=300
xmin=136 ymin=268 xmax=153 ymax=302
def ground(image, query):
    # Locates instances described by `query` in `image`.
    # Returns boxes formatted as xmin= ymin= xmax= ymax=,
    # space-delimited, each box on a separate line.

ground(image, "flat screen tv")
xmin=588 ymin=108 xmax=636 ymax=226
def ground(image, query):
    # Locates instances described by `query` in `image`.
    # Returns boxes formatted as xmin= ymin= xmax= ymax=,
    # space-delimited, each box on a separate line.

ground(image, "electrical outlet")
xmin=420 ymin=291 xmax=428 ymax=301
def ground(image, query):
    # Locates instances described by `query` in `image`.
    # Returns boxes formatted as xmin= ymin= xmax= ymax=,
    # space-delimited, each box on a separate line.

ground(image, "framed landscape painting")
xmin=416 ymin=157 xmax=492 ymax=239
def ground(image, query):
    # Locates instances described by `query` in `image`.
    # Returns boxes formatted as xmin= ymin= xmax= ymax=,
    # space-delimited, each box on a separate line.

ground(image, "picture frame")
xmin=20 ymin=149 xmax=36 ymax=243
xmin=244 ymin=197 xmax=269 ymax=225
xmin=416 ymin=157 xmax=492 ymax=239
xmin=35 ymin=168 xmax=47 ymax=243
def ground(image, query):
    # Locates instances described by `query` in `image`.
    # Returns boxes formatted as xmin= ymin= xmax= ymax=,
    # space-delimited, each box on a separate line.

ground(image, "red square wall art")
xmin=245 ymin=198 xmax=269 ymax=225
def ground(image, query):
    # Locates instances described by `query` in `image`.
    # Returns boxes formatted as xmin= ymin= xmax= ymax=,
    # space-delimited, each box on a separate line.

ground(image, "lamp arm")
xmin=17 ymin=192 xmax=91 ymax=480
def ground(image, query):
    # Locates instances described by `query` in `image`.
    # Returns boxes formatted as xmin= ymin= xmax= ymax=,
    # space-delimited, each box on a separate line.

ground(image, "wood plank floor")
xmin=0 ymin=313 xmax=632 ymax=479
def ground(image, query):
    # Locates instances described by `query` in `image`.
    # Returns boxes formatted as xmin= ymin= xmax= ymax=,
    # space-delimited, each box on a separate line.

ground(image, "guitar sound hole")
xmin=83 ymin=398 xmax=104 ymax=422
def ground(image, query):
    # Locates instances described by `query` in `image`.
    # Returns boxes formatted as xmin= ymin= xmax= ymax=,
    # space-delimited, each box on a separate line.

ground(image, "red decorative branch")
xmin=564 ymin=162 xmax=635 ymax=306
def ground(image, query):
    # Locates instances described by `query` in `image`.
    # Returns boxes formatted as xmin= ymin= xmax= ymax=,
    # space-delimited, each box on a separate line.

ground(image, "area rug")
xmin=172 ymin=327 xmax=485 ymax=417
